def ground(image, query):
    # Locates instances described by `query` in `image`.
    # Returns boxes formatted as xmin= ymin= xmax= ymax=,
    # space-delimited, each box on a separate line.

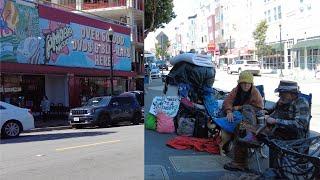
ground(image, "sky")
xmin=144 ymin=0 xmax=200 ymax=51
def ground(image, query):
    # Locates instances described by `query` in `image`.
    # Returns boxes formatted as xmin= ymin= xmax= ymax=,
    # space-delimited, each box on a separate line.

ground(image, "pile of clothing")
xmin=145 ymin=53 xmax=227 ymax=154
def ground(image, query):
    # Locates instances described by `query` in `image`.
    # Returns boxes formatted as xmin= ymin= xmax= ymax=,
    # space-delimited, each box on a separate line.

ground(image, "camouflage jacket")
xmin=270 ymin=96 xmax=310 ymax=140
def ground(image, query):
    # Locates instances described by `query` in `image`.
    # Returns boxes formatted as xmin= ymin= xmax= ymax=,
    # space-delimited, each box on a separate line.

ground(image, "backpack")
xmin=176 ymin=117 xmax=195 ymax=136
xmin=193 ymin=110 xmax=209 ymax=138
xmin=175 ymin=102 xmax=209 ymax=138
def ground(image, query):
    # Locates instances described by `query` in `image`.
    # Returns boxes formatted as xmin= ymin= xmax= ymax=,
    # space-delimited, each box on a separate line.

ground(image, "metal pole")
xmin=229 ymin=35 xmax=232 ymax=54
xmin=279 ymin=24 xmax=283 ymax=77
xmin=110 ymin=35 xmax=114 ymax=95
xmin=161 ymin=36 xmax=164 ymax=75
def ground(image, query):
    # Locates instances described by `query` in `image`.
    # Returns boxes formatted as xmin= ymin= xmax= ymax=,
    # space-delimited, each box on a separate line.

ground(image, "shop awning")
xmin=0 ymin=62 xmax=136 ymax=77
xmin=291 ymin=38 xmax=320 ymax=50
xmin=270 ymin=43 xmax=284 ymax=51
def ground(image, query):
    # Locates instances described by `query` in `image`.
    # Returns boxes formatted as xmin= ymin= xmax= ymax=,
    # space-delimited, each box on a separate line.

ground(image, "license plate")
xmin=74 ymin=117 xmax=79 ymax=121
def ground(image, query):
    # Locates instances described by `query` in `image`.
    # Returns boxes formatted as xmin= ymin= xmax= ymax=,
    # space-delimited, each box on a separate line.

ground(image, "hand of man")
xmin=266 ymin=117 xmax=276 ymax=124
xmin=226 ymin=112 xmax=234 ymax=122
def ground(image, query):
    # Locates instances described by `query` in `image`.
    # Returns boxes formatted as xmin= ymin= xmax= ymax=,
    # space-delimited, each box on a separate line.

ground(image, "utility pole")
xmin=229 ymin=35 xmax=232 ymax=54
xmin=279 ymin=24 xmax=283 ymax=77
xmin=161 ymin=36 xmax=164 ymax=76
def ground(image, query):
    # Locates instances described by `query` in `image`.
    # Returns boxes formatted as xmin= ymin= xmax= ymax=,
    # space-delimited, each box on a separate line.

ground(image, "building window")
xmin=278 ymin=6 xmax=282 ymax=19
xmin=264 ymin=11 xmax=267 ymax=20
xmin=299 ymin=51 xmax=305 ymax=69
xmin=268 ymin=10 xmax=271 ymax=22
xmin=274 ymin=7 xmax=277 ymax=20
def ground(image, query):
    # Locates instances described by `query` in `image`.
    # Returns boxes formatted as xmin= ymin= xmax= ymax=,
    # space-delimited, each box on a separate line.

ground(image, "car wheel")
xmin=1 ymin=120 xmax=22 ymax=138
xmin=98 ymin=113 xmax=110 ymax=128
xmin=132 ymin=112 xmax=141 ymax=125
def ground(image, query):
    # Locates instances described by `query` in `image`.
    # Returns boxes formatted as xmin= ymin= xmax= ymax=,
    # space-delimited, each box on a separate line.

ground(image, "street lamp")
xmin=108 ymin=27 xmax=114 ymax=95
xmin=279 ymin=24 xmax=284 ymax=77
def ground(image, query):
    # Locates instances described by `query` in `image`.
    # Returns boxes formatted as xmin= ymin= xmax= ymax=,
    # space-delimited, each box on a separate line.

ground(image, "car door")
xmin=230 ymin=61 xmax=237 ymax=72
xmin=108 ymin=97 xmax=122 ymax=121
xmin=120 ymin=97 xmax=134 ymax=120
xmin=0 ymin=105 xmax=8 ymax=128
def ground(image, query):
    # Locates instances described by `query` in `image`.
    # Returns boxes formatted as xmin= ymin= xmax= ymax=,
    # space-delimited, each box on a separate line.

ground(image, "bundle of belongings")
xmin=146 ymin=52 xmax=229 ymax=154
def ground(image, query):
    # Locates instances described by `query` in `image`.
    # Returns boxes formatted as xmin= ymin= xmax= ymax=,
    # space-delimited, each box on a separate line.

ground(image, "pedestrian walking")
xmin=40 ymin=95 xmax=50 ymax=122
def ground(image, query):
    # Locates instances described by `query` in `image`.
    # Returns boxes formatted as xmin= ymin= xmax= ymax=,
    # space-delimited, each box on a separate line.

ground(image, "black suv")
xmin=69 ymin=95 xmax=142 ymax=128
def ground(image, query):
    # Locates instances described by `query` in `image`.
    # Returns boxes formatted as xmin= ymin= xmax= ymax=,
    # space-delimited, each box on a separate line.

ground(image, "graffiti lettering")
xmin=45 ymin=26 xmax=73 ymax=62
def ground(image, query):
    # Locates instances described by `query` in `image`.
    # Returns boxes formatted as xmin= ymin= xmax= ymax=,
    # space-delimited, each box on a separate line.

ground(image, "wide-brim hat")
xmin=274 ymin=80 xmax=300 ymax=93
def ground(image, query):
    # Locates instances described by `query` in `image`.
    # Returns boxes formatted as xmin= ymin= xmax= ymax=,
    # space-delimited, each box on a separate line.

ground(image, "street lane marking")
xmin=55 ymin=140 xmax=121 ymax=151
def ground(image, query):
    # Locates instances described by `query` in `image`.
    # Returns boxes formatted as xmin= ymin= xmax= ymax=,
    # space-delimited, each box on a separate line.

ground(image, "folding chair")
xmin=298 ymin=93 xmax=312 ymax=138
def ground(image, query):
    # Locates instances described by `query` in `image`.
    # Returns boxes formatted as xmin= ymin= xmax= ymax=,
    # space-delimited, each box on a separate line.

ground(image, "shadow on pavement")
xmin=0 ymin=131 xmax=116 ymax=144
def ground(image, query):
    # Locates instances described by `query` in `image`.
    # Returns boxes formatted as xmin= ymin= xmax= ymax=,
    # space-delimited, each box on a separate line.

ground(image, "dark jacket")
xmin=270 ymin=96 xmax=310 ymax=139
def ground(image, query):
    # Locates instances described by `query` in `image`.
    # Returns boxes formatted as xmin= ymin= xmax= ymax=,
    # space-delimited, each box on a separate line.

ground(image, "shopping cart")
xmin=260 ymin=135 xmax=320 ymax=180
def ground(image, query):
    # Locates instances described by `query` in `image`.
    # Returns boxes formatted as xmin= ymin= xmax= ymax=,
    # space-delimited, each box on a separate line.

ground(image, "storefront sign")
xmin=0 ymin=2 xmax=132 ymax=71
xmin=149 ymin=96 xmax=180 ymax=117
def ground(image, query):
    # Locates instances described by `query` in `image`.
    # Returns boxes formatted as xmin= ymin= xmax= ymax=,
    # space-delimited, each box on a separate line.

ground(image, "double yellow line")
xmin=56 ymin=140 xmax=121 ymax=151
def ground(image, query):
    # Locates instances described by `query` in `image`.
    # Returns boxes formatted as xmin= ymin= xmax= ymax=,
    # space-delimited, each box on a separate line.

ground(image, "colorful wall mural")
xmin=0 ymin=0 xmax=40 ymax=63
xmin=0 ymin=0 xmax=132 ymax=71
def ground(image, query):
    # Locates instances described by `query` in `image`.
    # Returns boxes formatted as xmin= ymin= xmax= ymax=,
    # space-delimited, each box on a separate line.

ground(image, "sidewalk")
xmin=260 ymin=69 xmax=320 ymax=83
xmin=24 ymin=118 xmax=71 ymax=133
xmin=145 ymin=79 xmax=269 ymax=179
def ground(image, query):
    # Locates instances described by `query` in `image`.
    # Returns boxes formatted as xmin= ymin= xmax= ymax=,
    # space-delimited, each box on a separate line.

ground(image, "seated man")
xmin=265 ymin=80 xmax=310 ymax=168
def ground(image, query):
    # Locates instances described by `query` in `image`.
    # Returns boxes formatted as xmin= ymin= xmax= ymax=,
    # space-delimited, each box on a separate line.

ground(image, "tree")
xmin=253 ymin=20 xmax=272 ymax=59
xmin=155 ymin=40 xmax=170 ymax=60
xmin=145 ymin=0 xmax=176 ymax=36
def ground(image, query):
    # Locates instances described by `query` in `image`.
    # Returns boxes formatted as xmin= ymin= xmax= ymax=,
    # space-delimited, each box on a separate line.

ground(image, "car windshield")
xmin=150 ymin=64 xmax=157 ymax=69
xmin=247 ymin=61 xmax=259 ymax=64
xmin=85 ymin=97 xmax=111 ymax=106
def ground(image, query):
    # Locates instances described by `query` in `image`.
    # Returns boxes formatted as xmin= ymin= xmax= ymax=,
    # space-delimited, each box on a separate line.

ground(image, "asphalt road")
xmin=0 ymin=125 xmax=144 ymax=180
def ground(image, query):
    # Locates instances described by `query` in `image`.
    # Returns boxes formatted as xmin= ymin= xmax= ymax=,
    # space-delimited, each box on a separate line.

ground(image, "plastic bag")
xmin=157 ymin=111 xmax=175 ymax=133
xmin=145 ymin=113 xmax=157 ymax=130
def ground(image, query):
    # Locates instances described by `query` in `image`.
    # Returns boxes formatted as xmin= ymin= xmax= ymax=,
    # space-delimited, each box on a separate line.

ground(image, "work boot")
xmin=224 ymin=143 xmax=249 ymax=171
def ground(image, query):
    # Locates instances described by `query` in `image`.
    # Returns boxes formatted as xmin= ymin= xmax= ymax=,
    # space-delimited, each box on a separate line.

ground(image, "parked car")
xmin=69 ymin=95 xmax=142 ymax=128
xmin=156 ymin=60 xmax=169 ymax=70
xmin=119 ymin=91 xmax=144 ymax=122
xmin=149 ymin=63 xmax=161 ymax=78
xmin=0 ymin=101 xmax=34 ymax=138
xmin=227 ymin=59 xmax=261 ymax=75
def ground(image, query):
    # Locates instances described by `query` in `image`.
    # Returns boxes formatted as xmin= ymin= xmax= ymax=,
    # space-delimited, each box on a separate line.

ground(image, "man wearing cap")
xmin=265 ymin=80 xmax=310 ymax=168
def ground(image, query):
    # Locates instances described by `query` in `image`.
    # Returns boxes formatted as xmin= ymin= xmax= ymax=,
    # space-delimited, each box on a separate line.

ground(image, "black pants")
xmin=42 ymin=112 xmax=48 ymax=122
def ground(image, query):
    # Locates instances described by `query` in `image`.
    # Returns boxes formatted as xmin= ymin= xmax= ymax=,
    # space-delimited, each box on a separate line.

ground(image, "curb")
xmin=24 ymin=126 xmax=72 ymax=133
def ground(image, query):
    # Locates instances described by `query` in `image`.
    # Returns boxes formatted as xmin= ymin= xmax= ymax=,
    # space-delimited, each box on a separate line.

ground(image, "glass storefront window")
xmin=0 ymin=74 xmax=44 ymax=111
